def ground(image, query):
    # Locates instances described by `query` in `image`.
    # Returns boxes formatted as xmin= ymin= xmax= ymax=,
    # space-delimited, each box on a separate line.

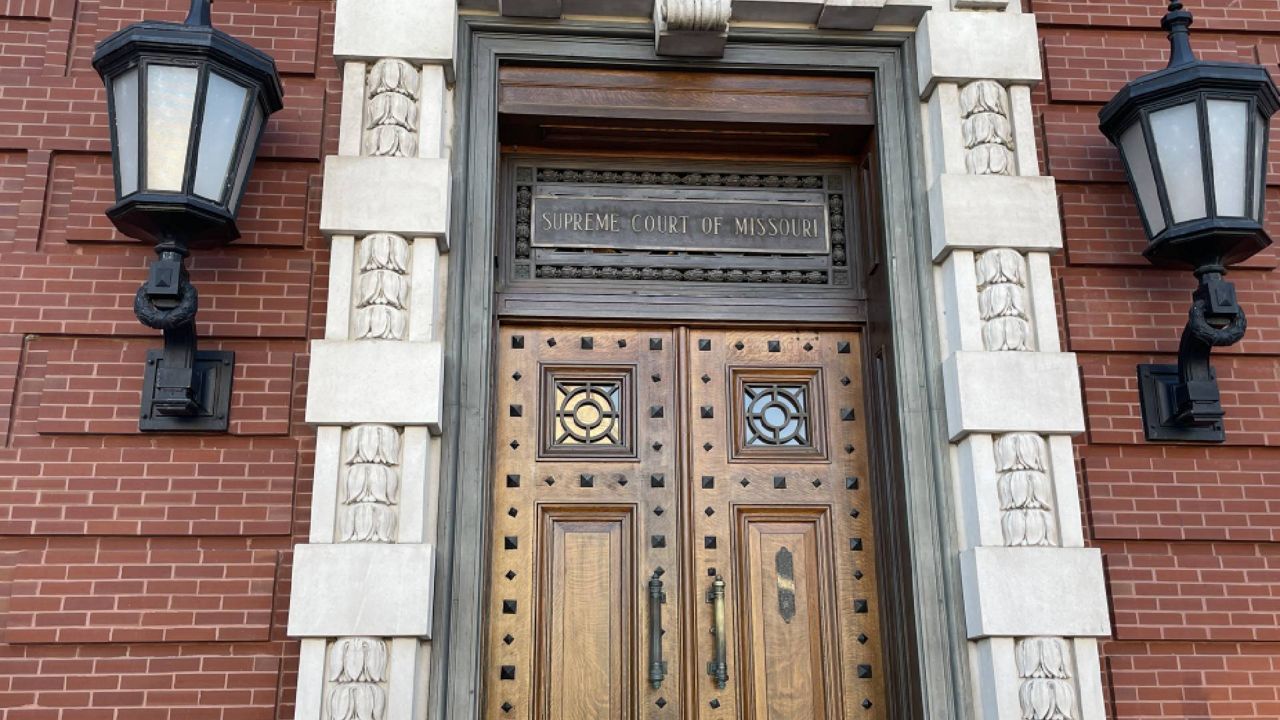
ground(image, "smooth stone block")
xmin=734 ymin=0 xmax=824 ymax=23
xmin=288 ymin=543 xmax=435 ymax=638
xmin=500 ymin=0 xmax=561 ymax=15
xmin=961 ymin=546 xmax=1111 ymax=639
xmin=817 ymin=0 xmax=884 ymax=30
xmin=916 ymin=12 xmax=1042 ymax=96
xmin=929 ymin=174 xmax=1063 ymax=260
xmin=335 ymin=0 xmax=455 ymax=65
xmin=320 ymin=156 xmax=451 ymax=247
xmin=942 ymin=351 xmax=1085 ymax=440
xmin=306 ymin=340 xmax=444 ymax=431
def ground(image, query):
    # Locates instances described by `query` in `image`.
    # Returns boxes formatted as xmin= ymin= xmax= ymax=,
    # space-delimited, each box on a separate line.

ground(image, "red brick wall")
xmin=1034 ymin=0 xmax=1280 ymax=716
xmin=0 ymin=1 xmax=336 ymax=718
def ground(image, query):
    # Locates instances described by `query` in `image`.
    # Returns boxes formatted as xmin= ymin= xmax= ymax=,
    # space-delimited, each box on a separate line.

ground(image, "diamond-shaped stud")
xmin=704 ymin=506 xmax=714 ymax=517
xmin=581 ymin=336 xmax=594 ymax=349
xmin=841 ymin=376 xmax=851 ymax=386
xmin=506 ymin=474 xmax=520 ymax=488
xmin=503 ymin=634 xmax=514 ymax=645
xmin=652 ymin=373 xmax=662 ymax=383
xmin=652 ymin=441 xmax=663 ymax=451
xmin=616 ymin=475 xmax=628 ymax=487
xmin=850 ymin=538 xmax=863 ymax=551
xmin=803 ymin=342 xmax=814 ymax=352
xmin=617 ymin=339 xmax=627 ymax=348
xmin=740 ymin=478 xmax=750 ymax=487
xmin=700 ymin=405 xmax=714 ymax=419
xmin=704 ymin=536 xmax=717 ymax=549
xmin=703 ymin=442 xmax=713 ymax=452
xmin=858 ymin=664 xmax=872 ymax=679
xmin=702 ymin=476 xmax=715 ymax=489
xmin=854 ymin=569 xmax=864 ymax=579
xmin=812 ymin=478 xmax=822 ymax=488
xmin=651 ymin=474 xmax=665 ymax=488
xmin=511 ymin=335 xmax=524 ymax=349
xmin=651 ymin=406 xmax=664 ymax=418
xmin=773 ymin=476 xmax=787 ymax=489
xmin=509 ymin=440 xmax=520 ymax=450
xmin=701 ymin=373 xmax=711 ymax=384
xmin=854 ymin=598 xmax=869 ymax=613
xmin=504 ymin=536 xmax=518 ymax=550
xmin=710 ymin=699 xmax=721 ymax=709
xmin=579 ymin=473 xmax=594 ymax=487
xmin=850 ymin=508 xmax=860 ymax=518
xmin=656 ymin=698 xmax=667 ymax=709
xmin=862 ymin=699 xmax=873 ymax=709
xmin=505 ymin=570 xmax=516 ymax=581
xmin=698 ymin=339 xmax=711 ymax=351
xmin=507 ymin=507 xmax=518 ymax=518
xmin=512 ymin=371 xmax=522 ymax=381
xmin=846 ymin=476 xmax=860 ymax=490
xmin=858 ymin=633 xmax=868 ymax=644
xmin=845 ymin=444 xmax=855 ymax=454
xmin=838 ymin=341 xmax=851 ymax=354
xmin=654 ymin=506 xmax=665 ymax=516
xmin=651 ymin=535 xmax=667 ymax=548
xmin=707 ymin=567 xmax=717 ymax=576
xmin=500 ymin=666 xmax=516 ymax=680
xmin=650 ymin=338 xmax=663 ymax=350
xmin=502 ymin=599 xmax=517 ymax=614
xmin=767 ymin=340 xmax=781 ymax=352
xmin=509 ymin=404 xmax=523 ymax=417
xmin=734 ymin=341 xmax=745 ymax=350
xmin=841 ymin=408 xmax=855 ymax=421
xmin=501 ymin=702 xmax=513 ymax=713
xmin=547 ymin=337 xmax=557 ymax=347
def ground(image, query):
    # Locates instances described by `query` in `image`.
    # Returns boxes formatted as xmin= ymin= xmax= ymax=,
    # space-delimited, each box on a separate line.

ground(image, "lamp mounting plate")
xmin=140 ymin=349 xmax=234 ymax=432
xmin=1137 ymin=363 xmax=1225 ymax=442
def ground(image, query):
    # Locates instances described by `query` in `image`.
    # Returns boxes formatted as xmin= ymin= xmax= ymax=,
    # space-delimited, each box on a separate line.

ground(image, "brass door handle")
xmin=648 ymin=571 xmax=667 ymax=689
xmin=706 ymin=574 xmax=728 ymax=689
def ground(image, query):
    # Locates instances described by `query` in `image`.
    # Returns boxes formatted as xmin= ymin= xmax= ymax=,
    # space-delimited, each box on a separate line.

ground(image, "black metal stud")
xmin=652 ymin=373 xmax=662 ymax=382
xmin=708 ymin=567 xmax=717 ymax=576
xmin=838 ymin=341 xmax=851 ymax=353
xmin=703 ymin=442 xmax=713 ymax=452
xmin=804 ymin=342 xmax=814 ymax=352
xmin=854 ymin=598 xmax=868 ymax=613
xmin=650 ymin=338 xmax=663 ymax=350
xmin=812 ymin=478 xmax=822 ymax=488
xmin=854 ymin=569 xmax=864 ymax=579
xmin=502 ymin=599 xmax=517 ymax=614
xmin=509 ymin=440 xmax=520 ymax=449
xmin=547 ymin=337 xmax=556 ymax=347
xmin=858 ymin=633 xmax=868 ymax=644
xmin=841 ymin=408 xmax=855 ymax=421
xmin=650 ymin=405 xmax=664 ymax=418
xmin=704 ymin=536 xmax=717 ymax=549
xmin=700 ymin=405 xmax=714 ymax=419
xmin=616 ymin=475 xmax=628 ymax=487
xmin=503 ymin=634 xmax=514 ymax=645
xmin=617 ymin=339 xmax=627 ymax=348
xmin=581 ymin=336 xmax=593 ymax=349
xmin=841 ymin=376 xmax=851 ymax=386
xmin=654 ymin=566 xmax=665 ymax=577
xmin=651 ymin=473 xmax=665 ymax=487
xmin=849 ymin=538 xmax=863 ymax=551
xmin=862 ymin=699 xmax=873 ymax=709
xmin=509 ymin=404 xmax=523 ymax=417
xmin=499 ymin=666 xmax=516 ymax=680
xmin=652 ymin=441 xmax=663 ymax=451
xmin=506 ymin=474 xmax=520 ymax=488
xmin=504 ymin=536 xmax=518 ymax=550
xmin=767 ymin=340 xmax=781 ymax=352
xmin=501 ymin=702 xmax=513 ymax=713
xmin=511 ymin=335 xmax=524 ymax=349
xmin=773 ymin=476 xmax=787 ymax=489
xmin=734 ymin=341 xmax=744 ymax=350
xmin=850 ymin=508 xmax=860 ymax=518
xmin=544 ymin=475 xmax=555 ymax=486
xmin=656 ymin=698 xmax=667 ymax=709
xmin=701 ymin=373 xmax=711 ymax=383
xmin=702 ymin=475 xmax=715 ymax=489
xmin=507 ymin=507 xmax=517 ymax=518
xmin=699 ymin=338 xmax=711 ymax=351
xmin=505 ymin=570 xmax=516 ymax=580
xmin=844 ymin=443 xmax=855 ymax=454
xmin=512 ymin=371 xmax=522 ymax=381
xmin=704 ymin=506 xmax=714 ymax=517
xmin=710 ymin=699 xmax=721 ymax=709
xmin=857 ymin=664 xmax=872 ymax=679
xmin=846 ymin=476 xmax=860 ymax=490
xmin=740 ymin=478 xmax=750 ymax=487
xmin=579 ymin=473 xmax=594 ymax=487
xmin=654 ymin=506 xmax=664 ymax=516
xmin=651 ymin=535 xmax=667 ymax=548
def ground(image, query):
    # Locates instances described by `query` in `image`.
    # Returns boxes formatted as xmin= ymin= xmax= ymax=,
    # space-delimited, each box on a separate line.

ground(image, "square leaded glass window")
xmin=730 ymin=368 xmax=827 ymax=461
xmin=539 ymin=367 xmax=635 ymax=459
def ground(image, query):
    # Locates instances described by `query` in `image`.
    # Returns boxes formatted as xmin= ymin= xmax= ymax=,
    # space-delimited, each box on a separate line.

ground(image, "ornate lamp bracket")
xmin=136 ymin=238 xmax=233 ymax=432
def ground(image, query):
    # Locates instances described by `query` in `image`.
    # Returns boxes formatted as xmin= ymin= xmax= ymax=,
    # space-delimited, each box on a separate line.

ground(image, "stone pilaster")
xmin=917 ymin=3 xmax=1110 ymax=718
xmin=291 ymin=3 xmax=456 ymax=720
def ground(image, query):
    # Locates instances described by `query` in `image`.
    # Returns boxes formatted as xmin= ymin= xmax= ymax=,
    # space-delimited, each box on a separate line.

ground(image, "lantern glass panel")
xmin=1207 ymin=99 xmax=1249 ymax=217
xmin=1120 ymin=121 xmax=1167 ymax=235
xmin=1255 ymin=112 xmax=1268 ymax=221
xmin=193 ymin=72 xmax=249 ymax=203
xmin=144 ymin=64 xmax=199 ymax=192
xmin=1151 ymin=101 xmax=1208 ymax=224
xmin=229 ymin=104 xmax=262 ymax=212
xmin=111 ymin=67 xmax=140 ymax=197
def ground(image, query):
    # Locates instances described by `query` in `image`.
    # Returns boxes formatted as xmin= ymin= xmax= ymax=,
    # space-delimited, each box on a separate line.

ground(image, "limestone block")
xmin=929 ymin=174 xmax=1063 ymax=260
xmin=817 ymin=0 xmax=884 ymax=30
xmin=655 ymin=0 xmax=730 ymax=57
xmin=916 ymin=12 xmax=1041 ymax=96
xmin=334 ymin=0 xmax=456 ymax=65
xmin=877 ymin=0 xmax=931 ymax=27
xmin=734 ymin=0 xmax=823 ymax=23
xmin=960 ymin=546 xmax=1111 ymax=638
xmin=320 ymin=156 xmax=450 ymax=246
xmin=288 ymin=543 xmax=435 ymax=638
xmin=294 ymin=639 xmax=327 ymax=720
xmin=942 ymin=351 xmax=1085 ymax=440
xmin=306 ymin=340 xmax=444 ymax=431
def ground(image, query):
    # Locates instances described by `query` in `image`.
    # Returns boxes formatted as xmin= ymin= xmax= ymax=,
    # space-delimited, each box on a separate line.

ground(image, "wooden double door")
xmin=486 ymin=325 xmax=883 ymax=719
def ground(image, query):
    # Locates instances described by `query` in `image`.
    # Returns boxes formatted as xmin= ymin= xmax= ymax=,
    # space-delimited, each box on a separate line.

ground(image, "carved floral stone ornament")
xmin=92 ymin=0 xmax=284 ymax=432
xmin=1099 ymin=1 xmax=1280 ymax=442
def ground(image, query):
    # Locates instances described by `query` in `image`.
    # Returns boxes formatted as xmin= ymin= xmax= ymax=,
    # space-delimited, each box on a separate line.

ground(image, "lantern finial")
xmin=1162 ymin=1 xmax=1196 ymax=68
xmin=184 ymin=0 xmax=212 ymax=27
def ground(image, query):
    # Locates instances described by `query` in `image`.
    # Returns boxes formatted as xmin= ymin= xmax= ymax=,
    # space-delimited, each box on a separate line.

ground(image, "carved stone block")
xmin=655 ymin=0 xmax=731 ymax=57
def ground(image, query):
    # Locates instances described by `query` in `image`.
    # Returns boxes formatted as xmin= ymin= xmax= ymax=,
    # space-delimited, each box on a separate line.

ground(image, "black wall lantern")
xmin=92 ymin=0 xmax=283 ymax=431
xmin=1099 ymin=2 xmax=1279 ymax=442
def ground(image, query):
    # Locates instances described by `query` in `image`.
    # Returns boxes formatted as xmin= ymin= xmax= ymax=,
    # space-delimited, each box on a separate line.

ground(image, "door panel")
xmin=536 ymin=507 xmax=634 ymax=720
xmin=685 ymin=329 xmax=882 ymax=719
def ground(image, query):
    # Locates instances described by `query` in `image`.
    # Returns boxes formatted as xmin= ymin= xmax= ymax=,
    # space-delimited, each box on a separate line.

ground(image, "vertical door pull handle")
xmin=648 ymin=571 xmax=668 ymax=689
xmin=706 ymin=574 xmax=729 ymax=689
